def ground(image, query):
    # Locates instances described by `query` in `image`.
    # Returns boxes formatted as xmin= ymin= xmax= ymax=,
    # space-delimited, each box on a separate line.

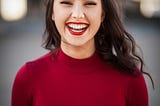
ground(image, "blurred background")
xmin=0 ymin=0 xmax=160 ymax=106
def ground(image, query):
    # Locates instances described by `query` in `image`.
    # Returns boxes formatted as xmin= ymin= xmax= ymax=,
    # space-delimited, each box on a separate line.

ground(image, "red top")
xmin=12 ymin=49 xmax=148 ymax=106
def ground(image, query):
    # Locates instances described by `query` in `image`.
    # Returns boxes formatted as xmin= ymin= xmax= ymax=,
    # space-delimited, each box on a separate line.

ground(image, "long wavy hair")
xmin=43 ymin=0 xmax=154 ymax=87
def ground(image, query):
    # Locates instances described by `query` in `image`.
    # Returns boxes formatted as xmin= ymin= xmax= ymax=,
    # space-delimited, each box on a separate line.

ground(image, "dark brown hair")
xmin=43 ymin=0 xmax=154 ymax=88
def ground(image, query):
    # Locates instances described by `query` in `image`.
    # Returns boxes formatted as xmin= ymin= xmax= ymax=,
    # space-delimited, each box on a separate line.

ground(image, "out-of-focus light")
xmin=0 ymin=0 xmax=27 ymax=21
xmin=140 ymin=0 xmax=160 ymax=18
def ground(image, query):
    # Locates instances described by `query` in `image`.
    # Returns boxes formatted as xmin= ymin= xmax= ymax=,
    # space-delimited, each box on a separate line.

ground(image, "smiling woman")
xmin=12 ymin=0 xmax=152 ymax=106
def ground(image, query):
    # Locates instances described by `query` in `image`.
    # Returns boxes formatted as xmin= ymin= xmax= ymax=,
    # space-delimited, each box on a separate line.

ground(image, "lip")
xmin=66 ymin=22 xmax=89 ymax=25
xmin=66 ymin=22 xmax=89 ymax=36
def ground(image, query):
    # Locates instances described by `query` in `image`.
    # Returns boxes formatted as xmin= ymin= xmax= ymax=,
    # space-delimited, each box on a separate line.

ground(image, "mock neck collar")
xmin=55 ymin=48 xmax=103 ymax=74
xmin=57 ymin=48 xmax=100 ymax=65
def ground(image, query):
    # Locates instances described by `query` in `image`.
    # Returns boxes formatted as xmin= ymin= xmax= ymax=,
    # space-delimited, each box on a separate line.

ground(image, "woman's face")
xmin=52 ymin=0 xmax=103 ymax=47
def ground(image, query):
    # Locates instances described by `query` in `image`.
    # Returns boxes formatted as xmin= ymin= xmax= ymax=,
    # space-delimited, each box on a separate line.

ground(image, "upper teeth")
xmin=68 ymin=24 xmax=88 ymax=30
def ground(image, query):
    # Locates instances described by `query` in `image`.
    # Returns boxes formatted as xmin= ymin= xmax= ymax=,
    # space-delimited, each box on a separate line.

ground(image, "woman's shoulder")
xmin=26 ymin=50 xmax=59 ymax=68
xmin=109 ymin=66 xmax=147 ymax=89
xmin=16 ymin=51 xmax=56 ymax=78
xmin=121 ymin=69 xmax=147 ymax=87
xmin=28 ymin=52 xmax=52 ymax=64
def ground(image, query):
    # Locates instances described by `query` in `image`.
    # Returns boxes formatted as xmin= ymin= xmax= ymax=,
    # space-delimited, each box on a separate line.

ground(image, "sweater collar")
xmin=57 ymin=48 xmax=100 ymax=65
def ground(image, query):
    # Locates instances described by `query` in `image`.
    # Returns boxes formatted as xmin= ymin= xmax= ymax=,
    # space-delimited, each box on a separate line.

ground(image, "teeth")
xmin=68 ymin=24 xmax=88 ymax=30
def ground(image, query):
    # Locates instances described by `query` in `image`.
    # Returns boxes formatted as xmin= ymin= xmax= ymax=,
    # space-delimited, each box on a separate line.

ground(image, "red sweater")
xmin=12 ymin=49 xmax=148 ymax=106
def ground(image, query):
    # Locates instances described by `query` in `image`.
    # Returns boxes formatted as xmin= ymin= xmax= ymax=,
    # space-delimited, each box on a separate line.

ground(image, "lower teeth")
xmin=72 ymin=29 xmax=83 ymax=32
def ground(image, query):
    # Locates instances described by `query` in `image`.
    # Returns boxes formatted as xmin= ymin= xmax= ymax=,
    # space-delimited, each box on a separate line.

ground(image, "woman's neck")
xmin=61 ymin=41 xmax=95 ymax=59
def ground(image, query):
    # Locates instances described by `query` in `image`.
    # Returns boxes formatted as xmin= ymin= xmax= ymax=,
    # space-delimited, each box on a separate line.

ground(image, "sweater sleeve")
xmin=126 ymin=75 xmax=148 ymax=106
xmin=12 ymin=64 xmax=33 ymax=106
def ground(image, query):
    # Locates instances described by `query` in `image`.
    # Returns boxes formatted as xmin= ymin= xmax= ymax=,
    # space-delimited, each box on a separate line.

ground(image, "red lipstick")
xmin=66 ymin=22 xmax=89 ymax=36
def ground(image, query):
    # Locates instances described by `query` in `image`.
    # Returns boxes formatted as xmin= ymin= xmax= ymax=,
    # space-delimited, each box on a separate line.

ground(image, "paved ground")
xmin=0 ymin=16 xmax=160 ymax=106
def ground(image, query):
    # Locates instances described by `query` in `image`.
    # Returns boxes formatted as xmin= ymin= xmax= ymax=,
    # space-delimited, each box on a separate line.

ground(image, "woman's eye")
xmin=60 ymin=1 xmax=72 ymax=5
xmin=85 ymin=2 xmax=97 ymax=6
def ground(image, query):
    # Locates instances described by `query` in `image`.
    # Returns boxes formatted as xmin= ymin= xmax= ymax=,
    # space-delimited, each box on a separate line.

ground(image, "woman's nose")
xmin=71 ymin=4 xmax=85 ymax=19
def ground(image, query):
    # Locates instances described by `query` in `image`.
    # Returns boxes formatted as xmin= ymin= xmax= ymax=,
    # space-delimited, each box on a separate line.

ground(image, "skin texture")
xmin=52 ymin=0 xmax=104 ymax=59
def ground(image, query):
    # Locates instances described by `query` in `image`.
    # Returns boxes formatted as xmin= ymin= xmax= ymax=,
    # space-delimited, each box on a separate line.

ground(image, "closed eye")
xmin=85 ymin=2 xmax=97 ymax=6
xmin=60 ymin=1 xmax=72 ymax=5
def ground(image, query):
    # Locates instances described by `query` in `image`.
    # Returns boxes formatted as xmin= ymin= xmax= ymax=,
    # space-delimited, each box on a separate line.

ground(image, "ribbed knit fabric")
xmin=12 ymin=49 xmax=148 ymax=106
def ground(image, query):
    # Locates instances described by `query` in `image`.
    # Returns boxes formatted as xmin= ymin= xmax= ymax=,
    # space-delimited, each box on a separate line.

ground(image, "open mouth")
xmin=66 ymin=22 xmax=89 ymax=36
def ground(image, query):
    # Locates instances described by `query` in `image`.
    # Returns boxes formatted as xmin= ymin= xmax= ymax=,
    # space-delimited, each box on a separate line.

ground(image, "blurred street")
xmin=0 ymin=0 xmax=160 ymax=106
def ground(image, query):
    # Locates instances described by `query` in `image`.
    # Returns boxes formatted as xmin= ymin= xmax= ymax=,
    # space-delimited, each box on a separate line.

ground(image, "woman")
xmin=12 ymin=0 xmax=152 ymax=106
